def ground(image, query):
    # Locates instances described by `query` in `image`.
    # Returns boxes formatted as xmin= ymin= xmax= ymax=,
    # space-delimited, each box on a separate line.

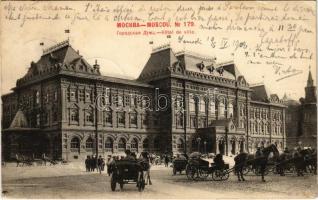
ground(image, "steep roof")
xmin=137 ymin=46 xmax=242 ymax=83
xmin=137 ymin=45 xmax=177 ymax=82
xmin=307 ymin=70 xmax=314 ymax=87
xmin=250 ymin=84 xmax=270 ymax=102
xmin=17 ymin=40 xmax=100 ymax=87
xmin=219 ymin=61 xmax=242 ymax=78
xmin=9 ymin=110 xmax=28 ymax=129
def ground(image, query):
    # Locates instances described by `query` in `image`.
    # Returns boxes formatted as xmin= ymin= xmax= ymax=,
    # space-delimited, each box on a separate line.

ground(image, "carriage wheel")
xmin=212 ymin=170 xmax=223 ymax=181
xmin=198 ymin=169 xmax=209 ymax=179
xmin=173 ymin=168 xmax=177 ymax=175
xmin=221 ymin=171 xmax=229 ymax=181
xmin=186 ymin=165 xmax=197 ymax=180
xmin=111 ymin=174 xmax=117 ymax=191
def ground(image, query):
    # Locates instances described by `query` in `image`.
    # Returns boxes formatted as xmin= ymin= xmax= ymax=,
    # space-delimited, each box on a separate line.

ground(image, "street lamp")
xmin=204 ymin=141 xmax=207 ymax=154
xmin=196 ymin=137 xmax=201 ymax=152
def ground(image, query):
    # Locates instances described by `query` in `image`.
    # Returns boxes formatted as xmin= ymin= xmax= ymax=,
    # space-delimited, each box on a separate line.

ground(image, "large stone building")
xmin=2 ymin=41 xmax=286 ymax=161
xmin=284 ymin=71 xmax=317 ymax=148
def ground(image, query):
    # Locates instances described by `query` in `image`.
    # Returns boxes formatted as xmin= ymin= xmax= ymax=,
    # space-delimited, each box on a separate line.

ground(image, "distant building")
xmin=284 ymin=70 xmax=317 ymax=148
xmin=2 ymin=41 xmax=286 ymax=161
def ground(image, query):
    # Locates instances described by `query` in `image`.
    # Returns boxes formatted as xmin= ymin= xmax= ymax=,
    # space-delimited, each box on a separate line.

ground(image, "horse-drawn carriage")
xmin=185 ymin=153 xmax=230 ymax=181
xmin=109 ymin=159 xmax=147 ymax=192
xmin=172 ymin=158 xmax=188 ymax=175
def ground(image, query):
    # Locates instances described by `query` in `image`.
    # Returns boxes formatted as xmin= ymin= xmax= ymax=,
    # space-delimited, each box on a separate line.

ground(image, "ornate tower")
xmin=305 ymin=70 xmax=317 ymax=103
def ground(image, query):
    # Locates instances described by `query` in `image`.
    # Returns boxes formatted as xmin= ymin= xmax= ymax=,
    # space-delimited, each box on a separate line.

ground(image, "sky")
xmin=1 ymin=1 xmax=316 ymax=101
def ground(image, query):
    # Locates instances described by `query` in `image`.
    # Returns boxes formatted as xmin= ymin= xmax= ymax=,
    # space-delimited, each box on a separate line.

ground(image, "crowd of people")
xmin=85 ymin=155 xmax=105 ymax=174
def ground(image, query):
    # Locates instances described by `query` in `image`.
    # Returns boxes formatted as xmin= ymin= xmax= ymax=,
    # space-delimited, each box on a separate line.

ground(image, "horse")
xmin=243 ymin=144 xmax=279 ymax=182
xmin=138 ymin=152 xmax=152 ymax=185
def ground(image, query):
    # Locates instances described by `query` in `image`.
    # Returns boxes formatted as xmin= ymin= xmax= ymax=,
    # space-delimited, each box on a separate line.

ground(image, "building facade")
xmin=2 ymin=41 xmax=286 ymax=161
xmin=284 ymin=71 xmax=317 ymax=148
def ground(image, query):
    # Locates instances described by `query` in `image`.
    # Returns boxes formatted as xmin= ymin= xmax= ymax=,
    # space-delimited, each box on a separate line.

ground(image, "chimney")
xmin=93 ymin=59 xmax=100 ymax=74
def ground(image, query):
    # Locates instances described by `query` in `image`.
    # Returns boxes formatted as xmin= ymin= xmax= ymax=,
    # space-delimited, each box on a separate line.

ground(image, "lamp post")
xmin=196 ymin=137 xmax=201 ymax=153
xmin=94 ymin=82 xmax=99 ymax=169
xmin=204 ymin=141 xmax=207 ymax=154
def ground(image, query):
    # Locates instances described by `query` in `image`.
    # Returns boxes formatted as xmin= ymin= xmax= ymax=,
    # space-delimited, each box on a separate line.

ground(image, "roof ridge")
xmin=42 ymin=40 xmax=69 ymax=56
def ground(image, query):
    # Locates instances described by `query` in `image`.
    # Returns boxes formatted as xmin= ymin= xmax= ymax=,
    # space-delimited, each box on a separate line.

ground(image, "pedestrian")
xmin=92 ymin=155 xmax=97 ymax=172
xmin=15 ymin=154 xmax=20 ymax=167
xmin=106 ymin=155 xmax=112 ymax=176
xmin=97 ymin=155 xmax=103 ymax=174
xmin=85 ymin=156 xmax=90 ymax=172
xmin=42 ymin=153 xmax=47 ymax=166
xmin=164 ymin=154 xmax=169 ymax=167
xmin=101 ymin=157 xmax=105 ymax=171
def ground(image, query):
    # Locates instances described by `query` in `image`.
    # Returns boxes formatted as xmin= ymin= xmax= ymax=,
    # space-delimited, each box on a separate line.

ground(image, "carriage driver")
xmin=123 ymin=150 xmax=135 ymax=161
xmin=213 ymin=154 xmax=225 ymax=170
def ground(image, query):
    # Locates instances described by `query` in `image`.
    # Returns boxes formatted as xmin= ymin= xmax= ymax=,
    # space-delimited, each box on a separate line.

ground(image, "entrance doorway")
xmin=231 ymin=141 xmax=236 ymax=155
xmin=240 ymin=141 xmax=244 ymax=152
xmin=218 ymin=141 xmax=225 ymax=155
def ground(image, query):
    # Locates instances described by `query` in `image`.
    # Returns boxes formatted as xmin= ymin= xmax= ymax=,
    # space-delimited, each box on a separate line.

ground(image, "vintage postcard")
xmin=1 ymin=0 xmax=317 ymax=199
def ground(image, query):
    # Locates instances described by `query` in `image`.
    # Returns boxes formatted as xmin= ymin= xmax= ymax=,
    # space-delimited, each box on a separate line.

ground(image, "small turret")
xmin=93 ymin=59 xmax=100 ymax=74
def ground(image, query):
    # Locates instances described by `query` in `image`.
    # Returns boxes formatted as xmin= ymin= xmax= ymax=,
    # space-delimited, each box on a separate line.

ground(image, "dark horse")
xmin=235 ymin=144 xmax=279 ymax=182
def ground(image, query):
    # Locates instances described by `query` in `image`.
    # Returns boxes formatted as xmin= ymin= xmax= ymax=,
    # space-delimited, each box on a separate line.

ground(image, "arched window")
xmin=105 ymin=137 xmax=113 ymax=152
xmin=70 ymin=109 xmax=79 ymax=122
xmin=189 ymin=96 xmax=195 ymax=112
xmin=218 ymin=102 xmax=225 ymax=119
xmin=255 ymin=123 xmax=258 ymax=133
xmin=209 ymin=100 xmax=215 ymax=115
xmin=85 ymin=110 xmax=94 ymax=123
xmin=70 ymin=137 xmax=80 ymax=149
xmin=177 ymin=138 xmax=184 ymax=150
xmin=131 ymin=138 xmax=138 ymax=152
xmin=154 ymin=137 xmax=160 ymax=150
xmin=118 ymin=138 xmax=126 ymax=151
xmin=199 ymin=98 xmax=205 ymax=113
xmin=86 ymin=137 xmax=93 ymax=149
xmin=143 ymin=138 xmax=149 ymax=149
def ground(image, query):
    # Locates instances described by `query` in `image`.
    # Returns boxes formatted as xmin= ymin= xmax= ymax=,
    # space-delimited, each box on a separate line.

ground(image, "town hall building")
xmin=2 ymin=40 xmax=286 ymax=161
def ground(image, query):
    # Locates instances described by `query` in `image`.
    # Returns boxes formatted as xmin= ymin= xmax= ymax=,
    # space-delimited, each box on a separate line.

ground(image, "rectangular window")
xmin=142 ymin=115 xmax=148 ymax=127
xmin=189 ymin=97 xmax=195 ymax=112
xmin=70 ymin=109 xmax=79 ymax=122
xmin=36 ymin=114 xmax=40 ymax=127
xmin=104 ymin=111 xmax=112 ymax=126
xmin=200 ymin=99 xmax=205 ymax=113
xmin=117 ymin=112 xmax=125 ymax=126
xmin=190 ymin=116 xmax=197 ymax=128
xmin=70 ymin=91 xmax=76 ymax=101
xmin=130 ymin=95 xmax=136 ymax=107
xmin=125 ymin=95 xmax=130 ymax=106
xmin=79 ymin=89 xmax=85 ymax=101
xmin=130 ymin=113 xmax=137 ymax=126
xmin=85 ymin=112 xmax=94 ymax=123
xmin=54 ymin=90 xmax=58 ymax=101
xmin=176 ymin=114 xmax=183 ymax=128
xmin=85 ymin=91 xmax=91 ymax=102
